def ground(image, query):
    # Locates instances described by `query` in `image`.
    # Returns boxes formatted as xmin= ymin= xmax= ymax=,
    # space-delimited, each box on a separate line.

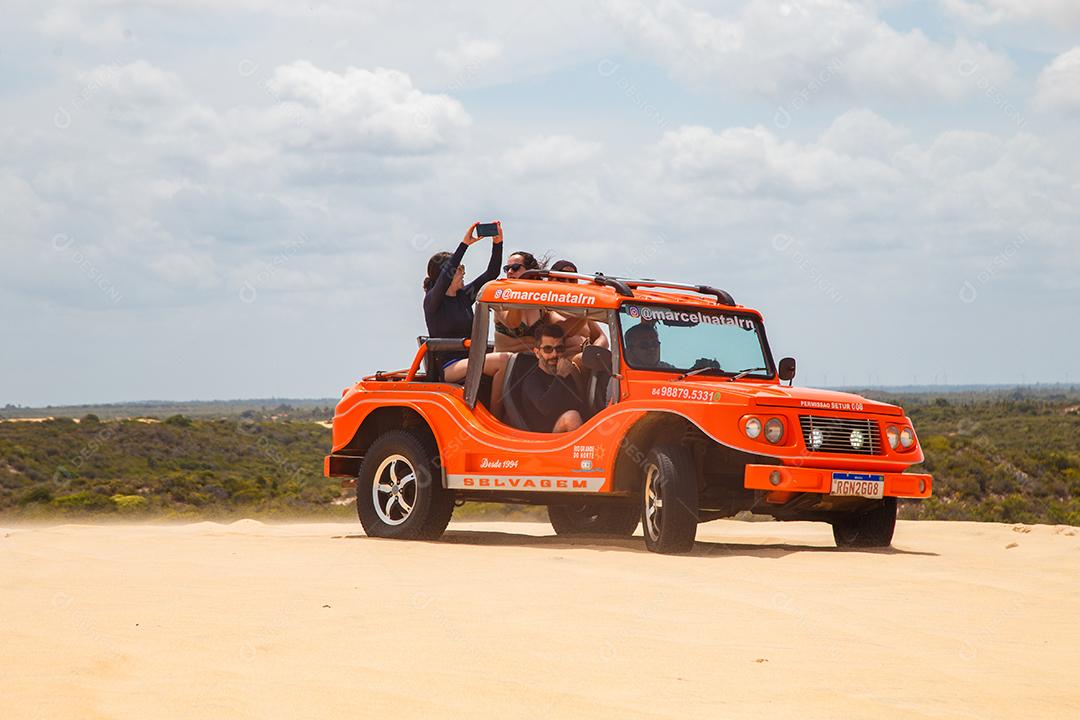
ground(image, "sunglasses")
xmin=538 ymin=344 xmax=566 ymax=355
xmin=503 ymin=263 xmax=524 ymax=273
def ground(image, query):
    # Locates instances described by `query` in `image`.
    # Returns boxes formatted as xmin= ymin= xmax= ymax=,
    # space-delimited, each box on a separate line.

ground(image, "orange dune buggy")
xmin=325 ymin=270 xmax=931 ymax=554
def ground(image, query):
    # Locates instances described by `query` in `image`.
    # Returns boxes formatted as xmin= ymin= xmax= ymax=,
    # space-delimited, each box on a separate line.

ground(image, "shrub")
xmin=18 ymin=486 xmax=53 ymax=505
xmin=52 ymin=491 xmax=112 ymax=510
xmin=111 ymin=494 xmax=148 ymax=512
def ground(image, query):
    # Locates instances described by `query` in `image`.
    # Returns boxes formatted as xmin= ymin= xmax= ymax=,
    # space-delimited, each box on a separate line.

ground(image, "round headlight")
xmin=900 ymin=427 xmax=915 ymax=448
xmin=809 ymin=428 xmax=824 ymax=450
xmin=744 ymin=417 xmax=762 ymax=439
xmin=850 ymin=429 xmax=865 ymax=450
xmin=764 ymin=418 xmax=784 ymax=444
xmin=886 ymin=425 xmax=900 ymax=450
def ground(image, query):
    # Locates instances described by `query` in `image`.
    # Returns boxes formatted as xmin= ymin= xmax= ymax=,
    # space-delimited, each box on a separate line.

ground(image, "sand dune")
xmin=2 ymin=519 xmax=1078 ymax=719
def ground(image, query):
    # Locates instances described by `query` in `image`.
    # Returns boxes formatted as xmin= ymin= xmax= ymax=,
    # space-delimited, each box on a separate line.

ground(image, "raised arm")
xmin=464 ymin=230 xmax=503 ymax=300
xmin=588 ymin=320 xmax=610 ymax=348
xmin=550 ymin=311 xmax=588 ymax=336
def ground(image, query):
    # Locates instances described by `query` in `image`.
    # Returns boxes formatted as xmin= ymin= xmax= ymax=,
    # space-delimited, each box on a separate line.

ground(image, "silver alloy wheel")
xmin=372 ymin=454 xmax=417 ymax=526
xmin=644 ymin=463 xmax=663 ymax=541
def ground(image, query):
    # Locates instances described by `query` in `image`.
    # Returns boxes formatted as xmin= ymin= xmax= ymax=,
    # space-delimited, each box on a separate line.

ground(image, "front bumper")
xmin=744 ymin=464 xmax=932 ymax=499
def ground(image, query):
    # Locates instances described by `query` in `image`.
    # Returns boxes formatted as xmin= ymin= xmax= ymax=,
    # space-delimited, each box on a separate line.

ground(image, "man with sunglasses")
xmin=624 ymin=322 xmax=674 ymax=369
xmin=519 ymin=324 xmax=585 ymax=433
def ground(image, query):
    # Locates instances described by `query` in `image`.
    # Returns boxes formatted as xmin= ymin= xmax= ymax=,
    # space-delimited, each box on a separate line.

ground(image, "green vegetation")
xmin=863 ymin=390 xmax=1080 ymax=525
xmin=2 ymin=390 xmax=1078 ymax=525
xmin=0 ymin=416 xmax=348 ymax=519
xmin=0 ymin=399 xmax=336 ymax=421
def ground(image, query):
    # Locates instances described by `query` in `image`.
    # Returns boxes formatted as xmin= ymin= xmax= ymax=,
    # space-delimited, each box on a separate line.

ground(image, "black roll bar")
xmin=517 ymin=269 xmax=633 ymax=297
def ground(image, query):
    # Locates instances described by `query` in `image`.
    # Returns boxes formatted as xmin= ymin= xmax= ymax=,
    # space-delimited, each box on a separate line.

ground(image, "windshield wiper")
xmin=729 ymin=367 xmax=769 ymax=381
xmin=675 ymin=366 xmax=723 ymax=381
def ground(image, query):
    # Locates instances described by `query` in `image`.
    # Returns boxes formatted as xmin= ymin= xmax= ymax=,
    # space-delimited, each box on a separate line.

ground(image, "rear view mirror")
xmin=778 ymin=357 xmax=797 ymax=383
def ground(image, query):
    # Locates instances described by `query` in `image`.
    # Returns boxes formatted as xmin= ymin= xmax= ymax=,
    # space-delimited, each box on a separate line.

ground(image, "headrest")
xmin=580 ymin=345 xmax=612 ymax=374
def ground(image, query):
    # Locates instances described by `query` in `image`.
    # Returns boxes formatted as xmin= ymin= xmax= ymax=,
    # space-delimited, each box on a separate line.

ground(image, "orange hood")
xmin=673 ymin=380 xmax=904 ymax=417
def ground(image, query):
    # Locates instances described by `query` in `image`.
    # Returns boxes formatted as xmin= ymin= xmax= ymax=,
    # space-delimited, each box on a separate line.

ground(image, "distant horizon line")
xmin=5 ymin=382 xmax=1080 ymax=410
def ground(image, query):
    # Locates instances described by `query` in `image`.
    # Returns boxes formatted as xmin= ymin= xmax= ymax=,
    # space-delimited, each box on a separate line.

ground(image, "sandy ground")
xmin=2 ymin=519 xmax=1078 ymax=720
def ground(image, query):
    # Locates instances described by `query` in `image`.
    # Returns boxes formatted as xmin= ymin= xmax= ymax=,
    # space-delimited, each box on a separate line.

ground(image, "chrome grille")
xmin=799 ymin=415 xmax=881 ymax=455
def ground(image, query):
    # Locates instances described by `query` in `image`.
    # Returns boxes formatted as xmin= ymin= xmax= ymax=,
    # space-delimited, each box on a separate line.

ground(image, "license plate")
xmin=831 ymin=472 xmax=885 ymax=499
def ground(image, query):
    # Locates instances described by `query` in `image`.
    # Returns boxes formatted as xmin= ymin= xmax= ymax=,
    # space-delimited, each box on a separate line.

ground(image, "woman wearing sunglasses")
xmin=493 ymin=250 xmax=546 ymax=353
xmin=422 ymin=222 xmax=511 ymax=414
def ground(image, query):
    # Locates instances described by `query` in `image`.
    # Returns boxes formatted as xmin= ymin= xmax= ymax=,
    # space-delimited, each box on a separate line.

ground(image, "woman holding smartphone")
xmin=423 ymin=222 xmax=511 ymax=414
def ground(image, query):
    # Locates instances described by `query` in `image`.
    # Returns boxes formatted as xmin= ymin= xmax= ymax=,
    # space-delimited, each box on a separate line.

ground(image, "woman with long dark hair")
xmin=423 ymin=222 xmax=510 ymax=414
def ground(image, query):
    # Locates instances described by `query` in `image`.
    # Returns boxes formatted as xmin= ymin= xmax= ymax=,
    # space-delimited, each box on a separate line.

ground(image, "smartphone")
xmin=475 ymin=222 xmax=499 ymax=238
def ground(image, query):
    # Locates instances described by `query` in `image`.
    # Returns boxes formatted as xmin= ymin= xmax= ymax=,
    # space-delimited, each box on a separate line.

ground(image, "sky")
xmin=2 ymin=0 xmax=1079 ymax=406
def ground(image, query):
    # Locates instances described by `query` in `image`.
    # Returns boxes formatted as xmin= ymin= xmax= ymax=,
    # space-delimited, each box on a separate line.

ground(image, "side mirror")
xmin=778 ymin=357 xmax=797 ymax=383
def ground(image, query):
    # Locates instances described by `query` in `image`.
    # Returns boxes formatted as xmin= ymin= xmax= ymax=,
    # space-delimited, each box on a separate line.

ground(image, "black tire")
xmin=547 ymin=502 xmax=640 ymax=537
xmin=831 ymin=497 xmax=897 ymax=548
xmin=641 ymin=444 xmax=698 ymax=554
xmin=356 ymin=430 xmax=454 ymax=541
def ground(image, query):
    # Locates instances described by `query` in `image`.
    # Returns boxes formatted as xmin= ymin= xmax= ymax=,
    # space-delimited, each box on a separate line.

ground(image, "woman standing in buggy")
xmin=422 ymin=222 xmax=511 ymax=415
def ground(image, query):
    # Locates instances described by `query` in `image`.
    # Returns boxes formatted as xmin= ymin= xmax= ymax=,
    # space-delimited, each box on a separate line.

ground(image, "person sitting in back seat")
xmin=493 ymin=250 xmax=545 ymax=353
xmin=547 ymin=259 xmax=609 ymax=357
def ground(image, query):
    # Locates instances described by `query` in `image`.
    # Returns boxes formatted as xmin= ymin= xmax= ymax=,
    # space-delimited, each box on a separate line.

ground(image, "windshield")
xmin=618 ymin=303 xmax=774 ymax=378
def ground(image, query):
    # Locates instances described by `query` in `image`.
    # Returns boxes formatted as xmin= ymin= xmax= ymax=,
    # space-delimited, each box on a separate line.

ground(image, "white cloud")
xmin=1 ymin=56 xmax=479 ymax=319
xmin=81 ymin=60 xmax=189 ymax=127
xmin=0 ymin=169 xmax=52 ymax=242
xmin=69 ymin=59 xmax=471 ymax=178
xmin=37 ymin=7 xmax=126 ymax=46
xmin=818 ymin=109 xmax=911 ymax=159
xmin=86 ymin=61 xmax=186 ymax=103
xmin=940 ymin=0 xmax=1080 ymax=28
xmin=1034 ymin=47 xmax=1080 ymax=112
xmin=501 ymin=135 xmax=603 ymax=177
xmin=264 ymin=61 xmax=471 ymax=155
xmin=602 ymin=0 xmax=1014 ymax=101
xmin=622 ymin=112 xmax=1078 ymax=266
xmin=652 ymin=120 xmax=903 ymax=198
xmin=150 ymin=253 xmax=221 ymax=289
xmin=436 ymin=38 xmax=504 ymax=75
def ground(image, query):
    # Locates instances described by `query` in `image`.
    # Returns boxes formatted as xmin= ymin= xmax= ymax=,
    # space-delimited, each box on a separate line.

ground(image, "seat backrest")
xmin=416 ymin=336 xmax=473 ymax=383
xmin=417 ymin=336 xmax=445 ymax=383
xmin=416 ymin=336 xmax=496 ymax=384
xmin=580 ymin=346 xmax=613 ymax=417
xmin=499 ymin=352 xmax=538 ymax=430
